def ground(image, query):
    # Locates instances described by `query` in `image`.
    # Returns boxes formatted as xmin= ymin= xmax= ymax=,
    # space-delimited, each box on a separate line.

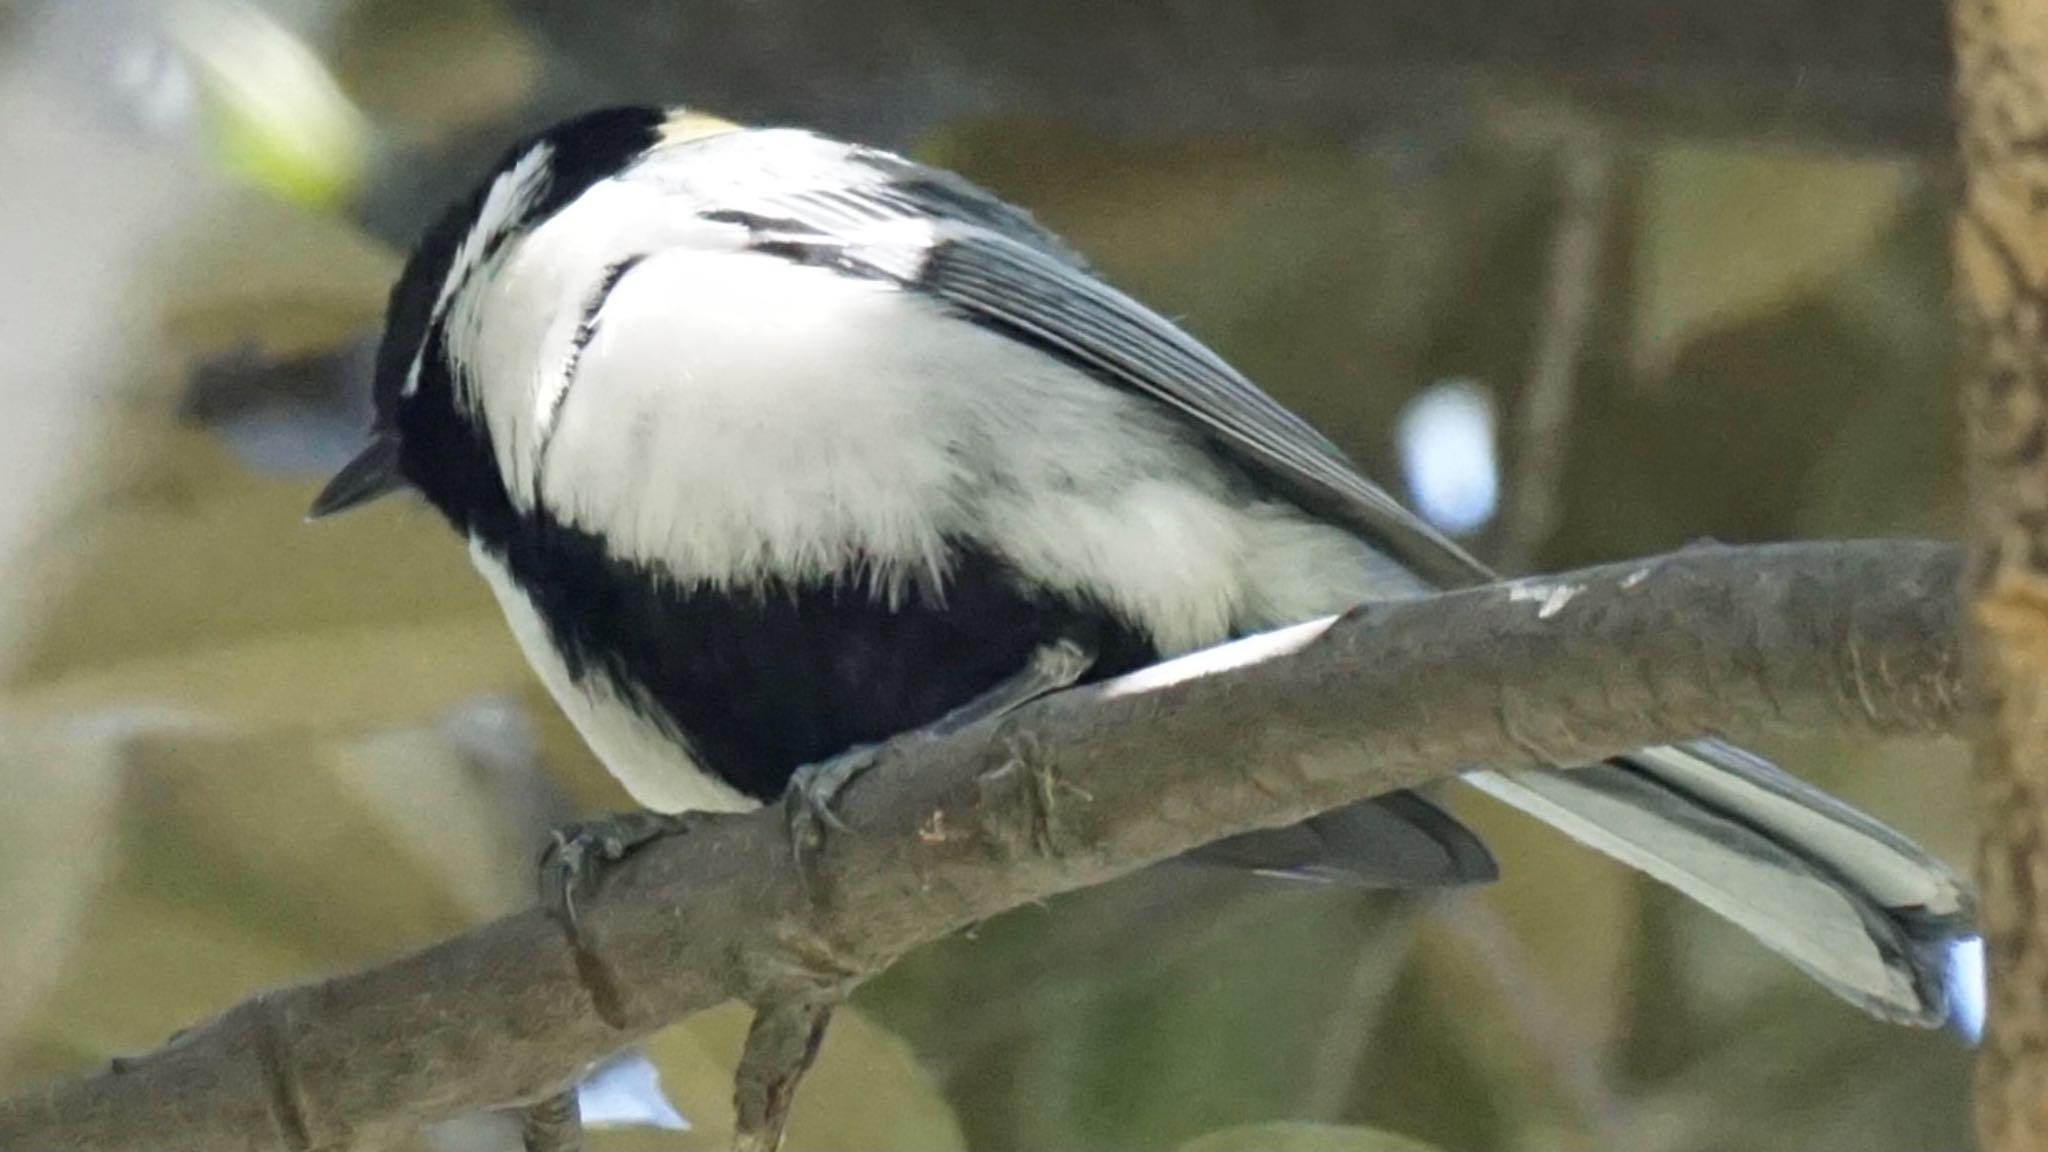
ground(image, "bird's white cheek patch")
xmin=450 ymin=179 xmax=740 ymax=514
xmin=436 ymin=141 xmax=556 ymax=318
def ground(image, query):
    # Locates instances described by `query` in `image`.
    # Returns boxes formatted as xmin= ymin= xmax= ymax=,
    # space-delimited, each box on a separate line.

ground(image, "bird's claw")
xmin=784 ymin=743 xmax=879 ymax=867
xmin=540 ymin=810 xmax=696 ymax=933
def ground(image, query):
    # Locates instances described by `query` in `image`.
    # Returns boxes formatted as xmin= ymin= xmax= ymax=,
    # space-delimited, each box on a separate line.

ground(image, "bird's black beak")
xmin=308 ymin=432 xmax=405 ymax=520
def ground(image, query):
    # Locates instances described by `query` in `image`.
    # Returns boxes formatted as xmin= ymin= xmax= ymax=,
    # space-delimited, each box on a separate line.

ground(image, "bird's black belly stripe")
xmin=486 ymin=513 xmax=1157 ymax=801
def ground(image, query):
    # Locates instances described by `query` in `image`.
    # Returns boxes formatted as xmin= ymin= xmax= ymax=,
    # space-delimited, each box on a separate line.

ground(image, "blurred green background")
xmin=0 ymin=2 xmax=1975 ymax=1150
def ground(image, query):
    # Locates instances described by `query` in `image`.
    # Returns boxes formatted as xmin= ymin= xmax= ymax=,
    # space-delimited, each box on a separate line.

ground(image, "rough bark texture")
xmin=1955 ymin=0 xmax=2048 ymax=1145
xmin=0 ymin=542 xmax=1970 ymax=1152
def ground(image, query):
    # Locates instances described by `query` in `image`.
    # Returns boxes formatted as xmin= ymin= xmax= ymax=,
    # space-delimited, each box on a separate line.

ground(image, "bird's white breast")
xmin=450 ymin=174 xmax=1422 ymax=663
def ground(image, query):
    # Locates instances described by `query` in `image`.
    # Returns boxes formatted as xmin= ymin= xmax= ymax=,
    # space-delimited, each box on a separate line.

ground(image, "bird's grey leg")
xmin=542 ymin=809 xmax=702 ymax=929
xmin=517 ymin=1088 xmax=584 ymax=1152
xmin=930 ymin=636 xmax=1097 ymax=735
xmin=538 ymin=808 xmax=711 ymax=1030
xmin=785 ymin=638 xmax=1096 ymax=857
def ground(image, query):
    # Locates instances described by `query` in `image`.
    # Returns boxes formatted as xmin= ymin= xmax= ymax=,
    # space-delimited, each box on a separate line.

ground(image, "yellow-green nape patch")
xmin=658 ymin=109 xmax=743 ymax=147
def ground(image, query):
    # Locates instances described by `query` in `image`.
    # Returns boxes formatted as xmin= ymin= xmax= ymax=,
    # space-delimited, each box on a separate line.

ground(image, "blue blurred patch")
xmin=1947 ymin=935 xmax=1985 ymax=1045
xmin=1397 ymin=378 xmax=1498 ymax=536
xmin=578 ymin=1048 xmax=690 ymax=1131
xmin=180 ymin=335 xmax=376 ymax=475
xmin=207 ymin=407 xmax=369 ymax=474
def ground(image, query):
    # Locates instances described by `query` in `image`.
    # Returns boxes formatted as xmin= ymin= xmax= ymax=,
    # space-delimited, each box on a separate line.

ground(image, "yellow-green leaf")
xmin=166 ymin=0 xmax=371 ymax=212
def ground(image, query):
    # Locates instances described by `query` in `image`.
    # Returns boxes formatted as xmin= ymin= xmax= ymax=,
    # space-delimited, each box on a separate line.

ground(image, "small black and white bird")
xmin=312 ymin=106 xmax=1973 ymax=1027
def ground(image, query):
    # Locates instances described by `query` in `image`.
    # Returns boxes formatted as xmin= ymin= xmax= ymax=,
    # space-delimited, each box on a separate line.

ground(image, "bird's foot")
xmin=517 ymin=1088 xmax=584 ymax=1152
xmin=539 ymin=809 xmax=702 ymax=1028
xmin=540 ymin=809 xmax=698 ymax=938
xmin=784 ymin=743 xmax=879 ymax=867
xmin=779 ymin=639 xmax=1097 ymax=870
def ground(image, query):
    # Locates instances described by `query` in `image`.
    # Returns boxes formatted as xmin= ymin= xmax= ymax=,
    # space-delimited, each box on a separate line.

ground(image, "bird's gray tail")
xmin=1464 ymin=739 xmax=1974 ymax=1027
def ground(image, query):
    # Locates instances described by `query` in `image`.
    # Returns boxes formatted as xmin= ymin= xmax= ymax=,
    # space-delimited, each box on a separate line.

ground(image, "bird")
xmin=311 ymin=105 xmax=1973 ymax=1028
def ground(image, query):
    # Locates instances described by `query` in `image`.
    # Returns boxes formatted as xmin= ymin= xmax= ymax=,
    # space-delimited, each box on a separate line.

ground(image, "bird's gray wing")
xmin=1189 ymin=790 xmax=1497 ymax=888
xmin=702 ymin=167 xmax=1973 ymax=1024
xmin=695 ymin=147 xmax=1490 ymax=586
xmin=909 ymin=230 xmax=1496 ymax=588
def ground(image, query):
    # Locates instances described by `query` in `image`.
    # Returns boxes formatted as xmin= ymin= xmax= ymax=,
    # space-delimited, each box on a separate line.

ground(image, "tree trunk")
xmin=1953 ymin=0 xmax=2048 ymax=1146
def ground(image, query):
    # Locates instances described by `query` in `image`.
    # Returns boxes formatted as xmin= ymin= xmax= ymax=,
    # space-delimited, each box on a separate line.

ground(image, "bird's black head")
xmin=308 ymin=105 xmax=672 ymax=534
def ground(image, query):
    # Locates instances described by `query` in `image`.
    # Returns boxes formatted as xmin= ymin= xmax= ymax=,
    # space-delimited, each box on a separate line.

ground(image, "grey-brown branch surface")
xmin=0 ymin=540 xmax=1970 ymax=1152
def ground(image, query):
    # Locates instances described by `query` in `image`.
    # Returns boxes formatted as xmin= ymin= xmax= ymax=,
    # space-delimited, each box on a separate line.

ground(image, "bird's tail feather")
xmin=1465 ymin=739 xmax=1972 ymax=1026
xmin=1191 ymin=789 xmax=1499 ymax=888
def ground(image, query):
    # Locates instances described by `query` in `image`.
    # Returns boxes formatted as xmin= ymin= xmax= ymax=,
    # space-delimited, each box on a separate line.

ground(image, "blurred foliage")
xmin=1175 ymin=1122 xmax=1449 ymax=1152
xmin=1628 ymin=144 xmax=1917 ymax=379
xmin=0 ymin=1 xmax=1975 ymax=1151
xmin=169 ymin=0 xmax=373 ymax=210
xmin=330 ymin=0 xmax=536 ymax=143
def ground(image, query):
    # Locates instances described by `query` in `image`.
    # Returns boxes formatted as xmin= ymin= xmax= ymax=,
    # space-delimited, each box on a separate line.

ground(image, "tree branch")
xmin=0 ymin=540 xmax=1969 ymax=1151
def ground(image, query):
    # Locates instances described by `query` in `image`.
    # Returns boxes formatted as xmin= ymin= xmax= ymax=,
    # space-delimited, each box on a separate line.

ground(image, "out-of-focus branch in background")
xmin=1495 ymin=132 xmax=1615 ymax=573
xmin=510 ymin=0 xmax=1953 ymax=154
xmin=363 ymin=0 xmax=1958 ymax=248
